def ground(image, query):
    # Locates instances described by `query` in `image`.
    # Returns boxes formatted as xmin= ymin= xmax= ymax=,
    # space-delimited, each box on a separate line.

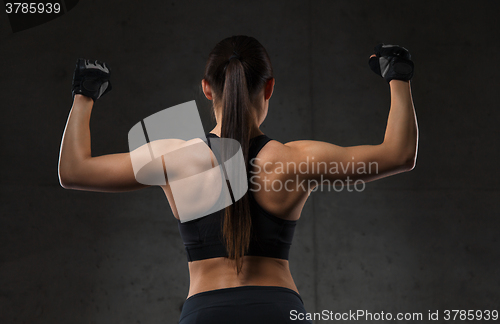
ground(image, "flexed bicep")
xmin=284 ymin=140 xmax=415 ymax=185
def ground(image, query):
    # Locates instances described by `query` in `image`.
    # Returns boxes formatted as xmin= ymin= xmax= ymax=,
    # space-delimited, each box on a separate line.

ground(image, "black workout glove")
xmin=369 ymin=44 xmax=414 ymax=83
xmin=72 ymin=58 xmax=112 ymax=101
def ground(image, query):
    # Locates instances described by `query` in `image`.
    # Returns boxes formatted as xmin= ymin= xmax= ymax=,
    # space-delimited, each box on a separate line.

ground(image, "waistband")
xmin=185 ymin=285 xmax=304 ymax=304
xmin=180 ymin=285 xmax=305 ymax=322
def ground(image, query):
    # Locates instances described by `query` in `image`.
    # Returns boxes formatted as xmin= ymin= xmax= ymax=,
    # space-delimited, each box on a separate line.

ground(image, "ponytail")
xmin=220 ymin=58 xmax=252 ymax=273
xmin=203 ymin=35 xmax=273 ymax=273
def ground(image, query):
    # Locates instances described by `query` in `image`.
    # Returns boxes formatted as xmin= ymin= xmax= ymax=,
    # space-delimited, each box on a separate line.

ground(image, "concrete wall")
xmin=1 ymin=0 xmax=499 ymax=323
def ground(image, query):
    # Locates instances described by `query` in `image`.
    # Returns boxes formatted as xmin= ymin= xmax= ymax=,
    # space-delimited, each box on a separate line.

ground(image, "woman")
xmin=59 ymin=36 xmax=418 ymax=323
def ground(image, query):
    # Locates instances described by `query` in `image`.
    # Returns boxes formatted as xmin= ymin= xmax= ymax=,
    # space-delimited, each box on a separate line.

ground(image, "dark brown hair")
xmin=203 ymin=35 xmax=273 ymax=273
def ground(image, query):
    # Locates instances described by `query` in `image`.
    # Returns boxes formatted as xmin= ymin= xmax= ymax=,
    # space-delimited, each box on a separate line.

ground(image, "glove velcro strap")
xmin=72 ymin=58 xmax=112 ymax=101
xmin=369 ymin=44 xmax=414 ymax=83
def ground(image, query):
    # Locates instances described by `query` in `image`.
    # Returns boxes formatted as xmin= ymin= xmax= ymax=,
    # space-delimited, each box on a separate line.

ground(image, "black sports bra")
xmin=177 ymin=133 xmax=297 ymax=262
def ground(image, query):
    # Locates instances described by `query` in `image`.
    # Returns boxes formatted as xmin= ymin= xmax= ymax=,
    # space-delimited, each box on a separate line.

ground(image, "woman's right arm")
xmin=284 ymin=79 xmax=418 ymax=184
xmin=58 ymin=95 xmax=150 ymax=192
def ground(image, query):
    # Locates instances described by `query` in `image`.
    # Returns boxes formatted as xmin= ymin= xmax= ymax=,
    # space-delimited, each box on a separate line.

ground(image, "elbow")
xmin=59 ymin=171 xmax=75 ymax=189
xmin=402 ymin=155 xmax=417 ymax=171
xmin=398 ymin=149 xmax=417 ymax=172
xmin=382 ymin=141 xmax=418 ymax=172
xmin=58 ymin=154 xmax=85 ymax=189
xmin=59 ymin=179 xmax=74 ymax=190
xmin=58 ymin=158 xmax=92 ymax=190
xmin=58 ymin=164 xmax=79 ymax=189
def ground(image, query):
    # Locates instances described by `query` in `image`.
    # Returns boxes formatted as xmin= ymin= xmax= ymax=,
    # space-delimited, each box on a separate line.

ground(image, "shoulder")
xmin=251 ymin=138 xmax=302 ymax=174
xmin=256 ymin=138 xmax=312 ymax=163
xmin=252 ymin=138 xmax=286 ymax=161
xmin=251 ymin=138 xmax=331 ymax=178
xmin=133 ymin=138 xmax=214 ymax=184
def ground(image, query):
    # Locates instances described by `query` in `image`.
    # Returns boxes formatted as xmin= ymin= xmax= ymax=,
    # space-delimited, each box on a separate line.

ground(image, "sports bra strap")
xmin=248 ymin=134 xmax=272 ymax=160
xmin=206 ymin=133 xmax=272 ymax=164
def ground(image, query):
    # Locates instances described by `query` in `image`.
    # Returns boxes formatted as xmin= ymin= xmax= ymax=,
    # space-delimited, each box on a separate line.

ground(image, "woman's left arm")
xmin=58 ymin=94 xmax=149 ymax=192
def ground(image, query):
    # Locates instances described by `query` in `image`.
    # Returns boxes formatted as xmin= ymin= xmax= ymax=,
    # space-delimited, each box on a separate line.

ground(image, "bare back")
xmin=161 ymin=138 xmax=310 ymax=298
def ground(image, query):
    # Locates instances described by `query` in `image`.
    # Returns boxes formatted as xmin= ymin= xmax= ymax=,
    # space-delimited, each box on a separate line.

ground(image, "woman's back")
xmin=164 ymin=133 xmax=310 ymax=298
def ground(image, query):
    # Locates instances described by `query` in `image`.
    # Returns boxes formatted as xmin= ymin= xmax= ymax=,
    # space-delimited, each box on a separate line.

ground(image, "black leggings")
xmin=178 ymin=286 xmax=313 ymax=324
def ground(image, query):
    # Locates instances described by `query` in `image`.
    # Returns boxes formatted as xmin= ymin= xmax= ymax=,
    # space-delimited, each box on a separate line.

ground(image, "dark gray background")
xmin=1 ymin=0 xmax=499 ymax=323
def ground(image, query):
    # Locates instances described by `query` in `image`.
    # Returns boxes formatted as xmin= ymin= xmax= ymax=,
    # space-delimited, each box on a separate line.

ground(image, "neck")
xmin=209 ymin=123 xmax=264 ymax=139
xmin=210 ymin=107 xmax=264 ymax=138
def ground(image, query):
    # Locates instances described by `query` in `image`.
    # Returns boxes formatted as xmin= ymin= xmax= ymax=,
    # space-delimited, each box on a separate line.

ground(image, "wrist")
xmin=389 ymin=79 xmax=409 ymax=84
xmin=74 ymin=94 xmax=94 ymax=105
xmin=389 ymin=79 xmax=410 ymax=90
